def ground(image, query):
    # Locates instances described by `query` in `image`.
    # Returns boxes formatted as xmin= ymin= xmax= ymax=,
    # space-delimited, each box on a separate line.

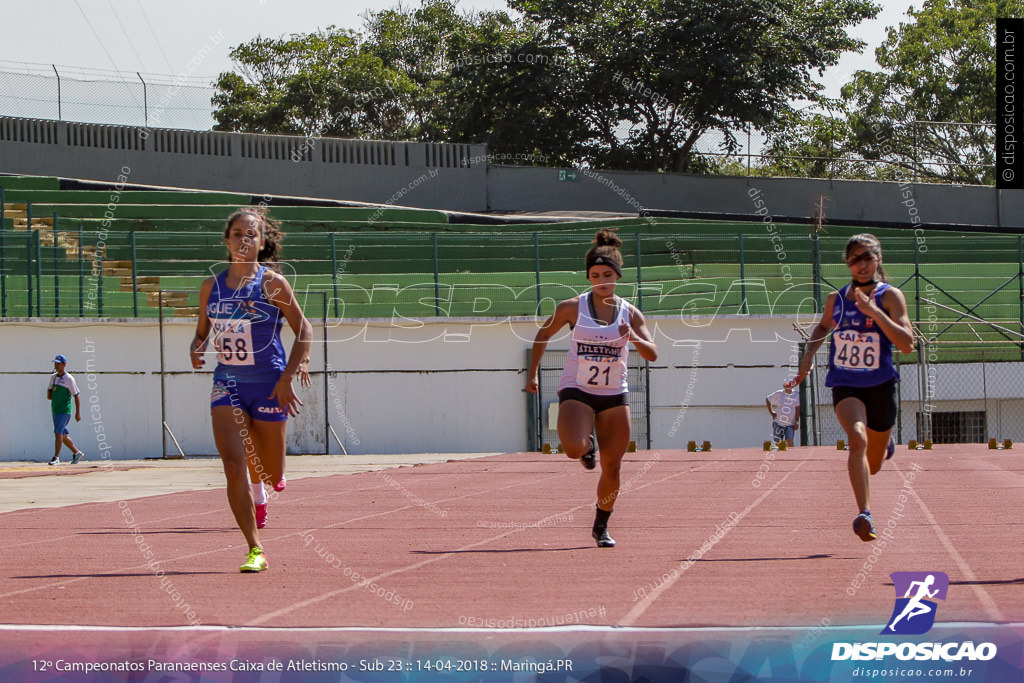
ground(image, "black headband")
xmin=586 ymin=254 xmax=622 ymax=277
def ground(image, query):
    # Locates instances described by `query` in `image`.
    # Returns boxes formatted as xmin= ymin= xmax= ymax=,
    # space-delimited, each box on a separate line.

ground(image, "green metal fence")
xmin=0 ymin=226 xmax=1022 ymax=351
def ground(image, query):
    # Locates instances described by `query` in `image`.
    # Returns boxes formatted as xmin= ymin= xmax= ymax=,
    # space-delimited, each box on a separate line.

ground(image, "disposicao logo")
xmin=831 ymin=571 xmax=998 ymax=662
xmin=881 ymin=571 xmax=948 ymax=635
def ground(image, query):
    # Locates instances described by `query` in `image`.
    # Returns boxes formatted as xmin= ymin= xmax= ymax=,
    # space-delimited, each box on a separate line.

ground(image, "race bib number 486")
xmin=212 ymin=318 xmax=255 ymax=366
xmin=834 ymin=329 xmax=879 ymax=370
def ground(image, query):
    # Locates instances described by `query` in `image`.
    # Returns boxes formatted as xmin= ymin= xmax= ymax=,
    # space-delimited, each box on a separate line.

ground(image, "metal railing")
xmin=1 ymin=222 xmax=1022 ymax=344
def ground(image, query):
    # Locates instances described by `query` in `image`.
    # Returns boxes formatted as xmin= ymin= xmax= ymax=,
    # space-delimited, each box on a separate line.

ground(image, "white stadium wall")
xmin=2 ymin=316 xmax=813 ymax=461
xmin=5 ymin=316 xmax=1015 ymax=462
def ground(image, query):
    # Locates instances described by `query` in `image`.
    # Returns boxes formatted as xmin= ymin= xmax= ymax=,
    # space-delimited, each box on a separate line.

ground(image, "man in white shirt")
xmin=765 ymin=383 xmax=800 ymax=447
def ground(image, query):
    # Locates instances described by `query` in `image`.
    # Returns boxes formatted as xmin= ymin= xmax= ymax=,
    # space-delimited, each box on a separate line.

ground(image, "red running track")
xmin=0 ymin=444 xmax=1020 ymax=630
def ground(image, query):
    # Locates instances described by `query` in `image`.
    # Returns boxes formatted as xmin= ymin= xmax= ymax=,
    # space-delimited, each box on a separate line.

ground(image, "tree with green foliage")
xmin=360 ymin=0 xmax=560 ymax=161
xmin=504 ymin=0 xmax=878 ymax=171
xmin=212 ymin=0 xmax=879 ymax=173
xmin=212 ymin=0 xmax=536 ymax=146
xmin=839 ymin=0 xmax=1009 ymax=184
xmin=212 ymin=29 xmax=419 ymax=139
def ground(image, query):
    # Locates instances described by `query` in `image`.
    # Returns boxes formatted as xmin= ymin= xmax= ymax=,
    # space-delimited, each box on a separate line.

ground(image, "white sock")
xmin=251 ymin=481 xmax=268 ymax=505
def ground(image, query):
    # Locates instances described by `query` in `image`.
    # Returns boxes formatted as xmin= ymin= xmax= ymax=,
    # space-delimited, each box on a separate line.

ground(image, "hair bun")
xmin=593 ymin=228 xmax=622 ymax=249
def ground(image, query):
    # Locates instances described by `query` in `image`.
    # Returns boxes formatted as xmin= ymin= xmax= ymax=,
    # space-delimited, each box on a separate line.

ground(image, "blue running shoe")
xmin=853 ymin=512 xmax=877 ymax=542
xmin=885 ymin=436 xmax=895 ymax=460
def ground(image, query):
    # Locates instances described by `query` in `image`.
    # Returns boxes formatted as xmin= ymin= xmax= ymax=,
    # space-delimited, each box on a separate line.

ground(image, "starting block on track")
xmin=989 ymin=438 xmax=1013 ymax=450
xmin=837 ymin=439 xmax=847 ymax=450
xmin=627 ymin=441 xmax=637 ymax=453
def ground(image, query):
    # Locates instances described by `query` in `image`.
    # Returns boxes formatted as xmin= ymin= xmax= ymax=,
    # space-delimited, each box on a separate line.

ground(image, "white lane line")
xmin=894 ymin=463 xmax=1005 ymax=623
xmin=246 ymin=457 xmax=713 ymax=625
xmin=618 ymin=460 xmax=808 ymax=627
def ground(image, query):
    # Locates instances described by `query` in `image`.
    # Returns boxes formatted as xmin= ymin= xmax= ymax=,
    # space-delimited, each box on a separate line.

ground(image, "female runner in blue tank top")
xmin=190 ymin=209 xmax=312 ymax=572
xmin=525 ymin=229 xmax=658 ymax=548
xmin=789 ymin=234 xmax=913 ymax=542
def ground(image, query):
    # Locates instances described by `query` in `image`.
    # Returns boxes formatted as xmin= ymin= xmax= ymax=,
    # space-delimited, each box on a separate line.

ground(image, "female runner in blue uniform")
xmin=788 ymin=234 xmax=913 ymax=541
xmin=525 ymin=229 xmax=658 ymax=548
xmin=190 ymin=209 xmax=312 ymax=572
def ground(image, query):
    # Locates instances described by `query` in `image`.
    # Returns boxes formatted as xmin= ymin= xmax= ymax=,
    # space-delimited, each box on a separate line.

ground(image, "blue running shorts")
xmin=210 ymin=379 xmax=287 ymax=422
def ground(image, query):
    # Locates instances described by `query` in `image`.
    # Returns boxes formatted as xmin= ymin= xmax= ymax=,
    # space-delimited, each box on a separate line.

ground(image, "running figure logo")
xmin=881 ymin=571 xmax=949 ymax=635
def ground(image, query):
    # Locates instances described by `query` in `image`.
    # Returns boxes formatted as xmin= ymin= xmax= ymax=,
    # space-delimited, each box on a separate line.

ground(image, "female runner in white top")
xmin=525 ymin=229 xmax=658 ymax=547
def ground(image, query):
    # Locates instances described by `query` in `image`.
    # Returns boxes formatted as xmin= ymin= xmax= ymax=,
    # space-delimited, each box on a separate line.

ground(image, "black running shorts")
xmin=557 ymin=388 xmax=628 ymax=414
xmin=831 ymin=378 xmax=898 ymax=432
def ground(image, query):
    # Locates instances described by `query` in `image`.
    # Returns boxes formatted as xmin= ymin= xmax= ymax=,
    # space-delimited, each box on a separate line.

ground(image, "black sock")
xmin=593 ymin=505 xmax=612 ymax=530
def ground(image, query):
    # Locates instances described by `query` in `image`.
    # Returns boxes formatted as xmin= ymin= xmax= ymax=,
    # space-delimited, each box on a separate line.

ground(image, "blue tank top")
xmin=206 ymin=265 xmax=286 ymax=383
xmin=825 ymin=283 xmax=899 ymax=388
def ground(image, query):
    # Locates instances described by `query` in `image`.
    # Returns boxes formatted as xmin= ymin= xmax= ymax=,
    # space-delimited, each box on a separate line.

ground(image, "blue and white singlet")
xmin=558 ymin=292 xmax=632 ymax=396
xmin=206 ymin=265 xmax=286 ymax=383
xmin=825 ymin=283 xmax=899 ymax=388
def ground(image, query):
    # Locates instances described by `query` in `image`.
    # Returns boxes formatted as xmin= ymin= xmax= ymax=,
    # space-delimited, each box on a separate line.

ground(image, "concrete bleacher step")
xmin=136 ymin=276 xmax=162 ymax=292
xmin=129 ymin=277 xmax=163 ymax=293
xmin=4 ymin=204 xmax=53 ymax=227
xmin=168 ymin=306 xmax=200 ymax=317
xmin=12 ymin=217 xmax=55 ymax=230
xmin=37 ymin=232 xmax=81 ymax=248
xmin=104 ymin=260 xmax=133 ymax=279
xmin=146 ymin=291 xmax=189 ymax=307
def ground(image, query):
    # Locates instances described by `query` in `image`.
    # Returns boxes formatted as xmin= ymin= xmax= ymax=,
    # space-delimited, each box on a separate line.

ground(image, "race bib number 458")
xmin=212 ymin=318 xmax=255 ymax=366
xmin=834 ymin=329 xmax=879 ymax=370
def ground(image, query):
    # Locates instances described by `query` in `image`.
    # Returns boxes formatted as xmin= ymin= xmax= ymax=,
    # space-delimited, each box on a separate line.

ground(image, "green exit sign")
xmin=558 ymin=169 xmax=580 ymax=182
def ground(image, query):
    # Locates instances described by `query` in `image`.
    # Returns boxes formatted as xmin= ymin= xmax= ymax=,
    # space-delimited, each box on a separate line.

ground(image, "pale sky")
xmin=0 ymin=0 xmax=918 ymax=125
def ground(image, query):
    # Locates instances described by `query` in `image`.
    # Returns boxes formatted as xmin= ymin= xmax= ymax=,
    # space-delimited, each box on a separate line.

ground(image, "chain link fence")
xmin=688 ymin=121 xmax=995 ymax=185
xmin=804 ymin=334 xmax=1024 ymax=448
xmin=0 ymin=63 xmax=215 ymax=130
xmin=0 ymin=65 xmax=993 ymax=184
xmin=1 ymin=227 xmax=1021 ymax=325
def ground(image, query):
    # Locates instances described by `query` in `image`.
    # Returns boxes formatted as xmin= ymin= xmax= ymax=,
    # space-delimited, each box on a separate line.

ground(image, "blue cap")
xmin=53 ymin=354 xmax=67 ymax=363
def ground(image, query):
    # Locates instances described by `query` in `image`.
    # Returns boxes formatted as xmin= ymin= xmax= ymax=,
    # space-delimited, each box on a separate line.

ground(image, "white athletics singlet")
xmin=558 ymin=292 xmax=632 ymax=396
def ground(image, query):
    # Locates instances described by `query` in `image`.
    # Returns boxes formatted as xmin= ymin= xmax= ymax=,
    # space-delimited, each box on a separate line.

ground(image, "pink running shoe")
xmin=255 ymin=503 xmax=268 ymax=529
xmin=273 ymin=476 xmax=286 ymax=492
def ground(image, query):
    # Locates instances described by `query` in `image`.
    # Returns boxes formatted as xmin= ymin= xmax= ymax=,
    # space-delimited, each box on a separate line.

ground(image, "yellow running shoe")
xmin=239 ymin=547 xmax=268 ymax=573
